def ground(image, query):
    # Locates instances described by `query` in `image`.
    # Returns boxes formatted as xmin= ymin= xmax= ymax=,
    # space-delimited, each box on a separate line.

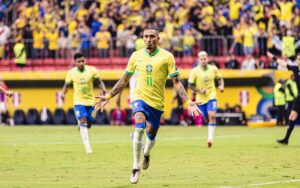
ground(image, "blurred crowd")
xmin=0 ymin=0 xmax=300 ymax=64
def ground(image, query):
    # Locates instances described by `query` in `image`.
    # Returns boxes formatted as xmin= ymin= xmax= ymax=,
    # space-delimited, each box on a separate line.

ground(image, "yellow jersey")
xmin=188 ymin=64 xmax=222 ymax=104
xmin=125 ymin=48 xmax=178 ymax=111
xmin=65 ymin=65 xmax=100 ymax=106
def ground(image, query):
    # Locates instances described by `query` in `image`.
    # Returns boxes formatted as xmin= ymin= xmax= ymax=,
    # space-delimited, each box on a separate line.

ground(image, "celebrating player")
xmin=188 ymin=51 xmax=224 ymax=147
xmin=94 ymin=26 xmax=201 ymax=184
xmin=61 ymin=52 xmax=106 ymax=153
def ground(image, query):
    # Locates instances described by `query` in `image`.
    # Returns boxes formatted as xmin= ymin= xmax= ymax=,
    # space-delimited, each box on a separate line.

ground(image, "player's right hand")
xmin=5 ymin=90 xmax=13 ymax=97
xmin=94 ymin=96 xmax=109 ymax=112
xmin=188 ymin=101 xmax=201 ymax=117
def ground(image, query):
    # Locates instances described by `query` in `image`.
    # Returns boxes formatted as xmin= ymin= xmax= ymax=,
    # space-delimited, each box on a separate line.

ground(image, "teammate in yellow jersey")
xmin=189 ymin=51 xmax=224 ymax=148
xmin=61 ymin=52 xmax=106 ymax=154
xmin=95 ymin=26 xmax=201 ymax=184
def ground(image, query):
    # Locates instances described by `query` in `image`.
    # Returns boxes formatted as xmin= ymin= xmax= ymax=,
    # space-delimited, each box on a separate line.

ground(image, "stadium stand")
xmin=0 ymin=0 xmax=300 ymax=70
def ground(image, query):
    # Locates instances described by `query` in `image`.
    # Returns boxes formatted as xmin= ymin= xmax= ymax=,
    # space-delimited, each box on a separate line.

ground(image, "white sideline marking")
xmin=219 ymin=179 xmax=300 ymax=188
xmin=2 ymin=134 xmax=256 ymax=146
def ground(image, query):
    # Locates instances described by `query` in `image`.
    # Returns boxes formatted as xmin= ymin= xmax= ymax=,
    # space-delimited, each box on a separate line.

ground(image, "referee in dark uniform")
xmin=267 ymin=52 xmax=300 ymax=145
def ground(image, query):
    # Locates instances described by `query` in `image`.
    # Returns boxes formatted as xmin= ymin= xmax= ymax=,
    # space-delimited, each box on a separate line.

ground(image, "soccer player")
xmin=61 ymin=52 xmax=106 ymax=153
xmin=267 ymin=52 xmax=300 ymax=145
xmin=94 ymin=26 xmax=201 ymax=184
xmin=188 ymin=51 xmax=224 ymax=147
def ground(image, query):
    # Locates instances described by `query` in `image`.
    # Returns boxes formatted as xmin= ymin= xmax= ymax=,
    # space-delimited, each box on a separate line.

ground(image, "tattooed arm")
xmin=94 ymin=73 xmax=132 ymax=111
xmin=171 ymin=75 xmax=201 ymax=116
xmin=171 ymin=76 xmax=189 ymax=102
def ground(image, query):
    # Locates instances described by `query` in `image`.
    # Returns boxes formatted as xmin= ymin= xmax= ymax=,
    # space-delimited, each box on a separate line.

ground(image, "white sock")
xmin=133 ymin=128 xmax=144 ymax=169
xmin=208 ymin=124 xmax=216 ymax=142
xmin=144 ymin=137 xmax=155 ymax=156
xmin=80 ymin=125 xmax=92 ymax=153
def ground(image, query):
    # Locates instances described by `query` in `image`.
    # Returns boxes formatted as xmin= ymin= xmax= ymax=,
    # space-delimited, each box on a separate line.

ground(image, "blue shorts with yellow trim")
xmin=198 ymin=99 xmax=218 ymax=119
xmin=131 ymin=100 xmax=163 ymax=129
xmin=74 ymin=105 xmax=94 ymax=122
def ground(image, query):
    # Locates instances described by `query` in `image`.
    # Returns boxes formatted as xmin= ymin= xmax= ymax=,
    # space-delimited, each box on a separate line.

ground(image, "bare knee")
xmin=80 ymin=117 xmax=87 ymax=124
xmin=208 ymin=111 xmax=216 ymax=123
xmin=134 ymin=112 xmax=146 ymax=123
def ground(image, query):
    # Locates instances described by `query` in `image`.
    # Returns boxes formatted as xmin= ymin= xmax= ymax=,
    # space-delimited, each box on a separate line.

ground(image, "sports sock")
xmin=208 ymin=123 xmax=216 ymax=142
xmin=144 ymin=133 xmax=155 ymax=156
xmin=80 ymin=124 xmax=92 ymax=152
xmin=283 ymin=120 xmax=296 ymax=141
xmin=133 ymin=127 xmax=144 ymax=169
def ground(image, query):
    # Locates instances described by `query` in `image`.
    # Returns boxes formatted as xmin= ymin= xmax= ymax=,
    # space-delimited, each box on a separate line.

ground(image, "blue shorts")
xmin=74 ymin=105 xmax=94 ymax=122
xmin=131 ymin=100 xmax=163 ymax=129
xmin=198 ymin=99 xmax=218 ymax=119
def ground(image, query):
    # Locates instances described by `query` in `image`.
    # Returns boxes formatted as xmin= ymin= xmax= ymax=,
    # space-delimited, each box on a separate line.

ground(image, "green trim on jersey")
xmin=169 ymin=71 xmax=179 ymax=77
xmin=125 ymin=71 xmax=134 ymax=75
xmin=144 ymin=48 xmax=160 ymax=57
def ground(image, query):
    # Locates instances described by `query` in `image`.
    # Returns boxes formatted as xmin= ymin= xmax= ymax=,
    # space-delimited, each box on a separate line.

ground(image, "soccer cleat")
xmin=207 ymin=141 xmax=213 ymax=148
xmin=130 ymin=169 xmax=140 ymax=184
xmin=276 ymin=139 xmax=288 ymax=145
xmin=142 ymin=155 xmax=150 ymax=170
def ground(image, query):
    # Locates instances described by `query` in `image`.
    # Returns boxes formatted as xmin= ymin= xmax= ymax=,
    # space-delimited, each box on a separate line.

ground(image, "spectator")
xmin=234 ymin=105 xmax=247 ymax=125
xmin=241 ymin=54 xmax=257 ymax=70
xmin=183 ymin=29 xmax=195 ymax=56
xmin=58 ymin=31 xmax=70 ymax=58
xmin=171 ymin=29 xmax=184 ymax=57
xmin=32 ymin=26 xmax=45 ymax=59
xmin=95 ymin=26 xmax=111 ymax=58
xmin=225 ymin=54 xmax=240 ymax=69
xmin=0 ymin=21 xmax=11 ymax=59
xmin=111 ymin=104 xmax=127 ymax=126
xmin=13 ymin=37 xmax=26 ymax=67
xmin=45 ymin=27 xmax=59 ymax=59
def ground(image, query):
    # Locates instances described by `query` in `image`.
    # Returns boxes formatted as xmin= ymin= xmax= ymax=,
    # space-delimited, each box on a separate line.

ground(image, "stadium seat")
xmin=26 ymin=108 xmax=40 ymax=125
xmin=40 ymin=108 xmax=52 ymax=124
xmin=13 ymin=109 xmax=26 ymax=125
xmin=53 ymin=108 xmax=66 ymax=125
xmin=94 ymin=110 xmax=108 ymax=125
xmin=66 ymin=108 xmax=77 ymax=125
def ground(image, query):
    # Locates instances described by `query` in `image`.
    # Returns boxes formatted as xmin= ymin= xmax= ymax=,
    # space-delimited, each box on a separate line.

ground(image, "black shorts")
xmin=292 ymin=95 xmax=300 ymax=113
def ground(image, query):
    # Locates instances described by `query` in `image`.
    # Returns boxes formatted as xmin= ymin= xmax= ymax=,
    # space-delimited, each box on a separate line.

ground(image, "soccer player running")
xmin=267 ymin=52 xmax=300 ymax=145
xmin=61 ymin=52 xmax=106 ymax=153
xmin=94 ymin=26 xmax=201 ymax=184
xmin=188 ymin=51 xmax=224 ymax=147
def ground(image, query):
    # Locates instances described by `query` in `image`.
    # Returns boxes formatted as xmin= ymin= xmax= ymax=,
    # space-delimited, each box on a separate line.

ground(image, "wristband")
xmin=105 ymin=94 xmax=112 ymax=100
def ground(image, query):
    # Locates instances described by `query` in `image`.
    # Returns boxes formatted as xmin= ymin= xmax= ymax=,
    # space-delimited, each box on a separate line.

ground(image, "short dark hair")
xmin=144 ymin=25 xmax=160 ymax=34
xmin=74 ymin=52 xmax=84 ymax=60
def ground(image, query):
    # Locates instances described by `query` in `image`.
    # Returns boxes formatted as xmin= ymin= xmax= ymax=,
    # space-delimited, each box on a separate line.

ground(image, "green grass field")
xmin=0 ymin=126 xmax=300 ymax=188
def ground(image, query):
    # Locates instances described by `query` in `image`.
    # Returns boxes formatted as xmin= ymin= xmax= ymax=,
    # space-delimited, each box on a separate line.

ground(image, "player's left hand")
xmin=5 ymin=90 xmax=13 ymax=97
xmin=218 ymin=85 xmax=224 ymax=92
xmin=188 ymin=101 xmax=201 ymax=117
xmin=94 ymin=96 xmax=109 ymax=112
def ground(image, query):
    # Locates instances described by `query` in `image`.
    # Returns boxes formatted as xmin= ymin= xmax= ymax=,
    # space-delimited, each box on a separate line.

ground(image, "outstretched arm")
xmin=171 ymin=76 xmax=201 ymax=116
xmin=106 ymin=73 xmax=132 ymax=98
xmin=95 ymin=73 xmax=132 ymax=111
xmin=95 ymin=78 xmax=107 ymax=95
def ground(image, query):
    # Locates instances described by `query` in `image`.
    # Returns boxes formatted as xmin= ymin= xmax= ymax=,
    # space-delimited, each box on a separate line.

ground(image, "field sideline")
xmin=0 ymin=126 xmax=300 ymax=188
